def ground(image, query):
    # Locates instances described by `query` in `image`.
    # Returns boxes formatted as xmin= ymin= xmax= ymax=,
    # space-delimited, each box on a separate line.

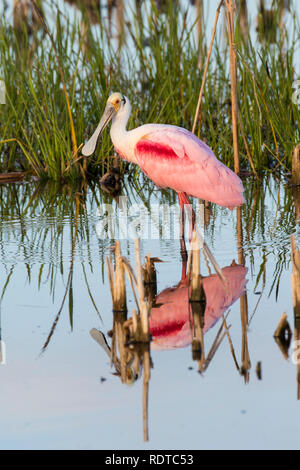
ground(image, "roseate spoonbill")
xmin=82 ymin=92 xmax=245 ymax=209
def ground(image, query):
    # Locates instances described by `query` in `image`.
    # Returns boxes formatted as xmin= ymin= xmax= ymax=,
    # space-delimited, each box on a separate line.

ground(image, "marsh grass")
xmin=0 ymin=0 xmax=299 ymax=181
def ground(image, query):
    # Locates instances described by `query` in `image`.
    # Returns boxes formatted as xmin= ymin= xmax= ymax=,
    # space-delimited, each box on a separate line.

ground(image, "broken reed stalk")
xmin=190 ymin=231 xmax=206 ymax=369
xmin=134 ymin=239 xmax=149 ymax=341
xmin=192 ymin=0 xmax=224 ymax=134
xmin=236 ymin=204 xmax=250 ymax=381
xmin=142 ymin=254 xmax=157 ymax=286
xmin=143 ymin=376 xmax=149 ymax=441
xmin=106 ymin=242 xmax=127 ymax=313
xmin=106 ymin=242 xmax=127 ymax=374
xmin=290 ymin=235 xmax=300 ymax=398
xmin=142 ymin=254 xmax=159 ymax=305
xmin=143 ymin=344 xmax=151 ymax=442
xmin=115 ymin=316 xmax=128 ymax=382
xmin=225 ymin=0 xmax=240 ymax=174
xmin=295 ymin=319 xmax=300 ymax=400
xmin=292 ymin=236 xmax=300 ymax=399
xmin=292 ymin=144 xmax=300 ymax=185
xmin=30 ymin=0 xmax=78 ymax=155
xmin=291 ymin=235 xmax=300 ymax=319
xmin=114 ymin=241 xmax=127 ymax=313
xmin=237 ymin=206 xmax=245 ymax=265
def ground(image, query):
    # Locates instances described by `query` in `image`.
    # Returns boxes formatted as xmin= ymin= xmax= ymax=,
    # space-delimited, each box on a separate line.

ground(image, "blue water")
xmin=1 ymin=0 xmax=300 ymax=450
xmin=0 ymin=176 xmax=299 ymax=450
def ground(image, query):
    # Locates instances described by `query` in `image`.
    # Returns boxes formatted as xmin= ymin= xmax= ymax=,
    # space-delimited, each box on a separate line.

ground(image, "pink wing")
xmin=135 ymin=126 xmax=244 ymax=208
xmin=149 ymin=264 xmax=248 ymax=350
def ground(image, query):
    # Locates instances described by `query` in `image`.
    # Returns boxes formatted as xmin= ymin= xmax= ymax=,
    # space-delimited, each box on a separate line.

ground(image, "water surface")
xmin=0 ymin=175 xmax=299 ymax=450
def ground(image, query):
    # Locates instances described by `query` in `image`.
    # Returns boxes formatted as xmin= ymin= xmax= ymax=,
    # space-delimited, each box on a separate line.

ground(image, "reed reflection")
xmin=92 ymin=235 xmax=248 ymax=441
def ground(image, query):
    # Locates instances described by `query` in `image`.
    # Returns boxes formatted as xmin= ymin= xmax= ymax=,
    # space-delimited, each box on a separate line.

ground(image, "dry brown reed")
xmin=189 ymin=231 xmax=206 ymax=370
xmin=225 ymin=0 xmax=239 ymax=174
xmin=292 ymin=145 xmax=300 ymax=186
xmin=291 ymin=235 xmax=300 ymax=399
xmin=106 ymin=239 xmax=152 ymax=441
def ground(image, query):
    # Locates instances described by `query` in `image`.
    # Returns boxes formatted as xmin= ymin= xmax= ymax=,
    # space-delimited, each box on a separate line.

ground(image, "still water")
xmin=0 ymin=174 xmax=299 ymax=450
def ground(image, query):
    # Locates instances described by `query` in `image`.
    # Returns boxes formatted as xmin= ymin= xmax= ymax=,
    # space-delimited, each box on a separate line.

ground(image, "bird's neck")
xmin=110 ymin=101 xmax=131 ymax=143
xmin=110 ymin=101 xmax=136 ymax=162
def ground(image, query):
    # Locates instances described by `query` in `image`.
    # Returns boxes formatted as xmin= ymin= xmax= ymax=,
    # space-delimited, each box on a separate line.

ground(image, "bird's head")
xmin=82 ymin=92 xmax=128 ymax=157
xmin=107 ymin=92 xmax=126 ymax=113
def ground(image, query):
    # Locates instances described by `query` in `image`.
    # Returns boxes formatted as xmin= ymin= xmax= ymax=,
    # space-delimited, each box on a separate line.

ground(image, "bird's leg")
xmin=180 ymin=247 xmax=189 ymax=285
xmin=180 ymin=238 xmax=188 ymax=283
xmin=178 ymin=192 xmax=195 ymax=240
xmin=178 ymin=192 xmax=188 ymax=279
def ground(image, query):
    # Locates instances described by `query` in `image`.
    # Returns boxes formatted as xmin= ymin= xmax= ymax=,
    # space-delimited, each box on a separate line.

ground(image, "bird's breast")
xmin=115 ymin=146 xmax=128 ymax=161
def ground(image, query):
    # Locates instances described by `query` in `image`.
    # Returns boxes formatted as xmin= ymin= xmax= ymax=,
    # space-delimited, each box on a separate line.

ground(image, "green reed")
xmin=0 ymin=0 xmax=299 ymax=180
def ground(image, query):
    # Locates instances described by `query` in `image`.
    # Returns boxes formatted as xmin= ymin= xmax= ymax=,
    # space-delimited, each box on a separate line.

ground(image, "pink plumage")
xmin=82 ymin=93 xmax=245 ymax=209
xmin=149 ymin=264 xmax=248 ymax=350
xmin=135 ymin=126 xmax=244 ymax=208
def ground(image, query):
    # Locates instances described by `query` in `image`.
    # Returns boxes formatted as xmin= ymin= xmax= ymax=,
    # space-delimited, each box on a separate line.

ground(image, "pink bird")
xmin=82 ymin=92 xmax=245 ymax=209
xmin=149 ymin=263 xmax=248 ymax=350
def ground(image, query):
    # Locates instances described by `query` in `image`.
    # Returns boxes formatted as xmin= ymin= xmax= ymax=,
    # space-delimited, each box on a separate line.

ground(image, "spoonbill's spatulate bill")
xmin=82 ymin=92 xmax=245 ymax=208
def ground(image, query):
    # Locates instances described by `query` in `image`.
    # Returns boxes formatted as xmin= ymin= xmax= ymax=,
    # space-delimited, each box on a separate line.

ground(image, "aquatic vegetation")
xmin=0 ymin=171 xmax=299 ymax=445
xmin=0 ymin=0 xmax=299 ymax=181
xmin=0 ymin=173 xmax=295 ymax=327
xmin=2 ymin=2 xmax=300 ymax=450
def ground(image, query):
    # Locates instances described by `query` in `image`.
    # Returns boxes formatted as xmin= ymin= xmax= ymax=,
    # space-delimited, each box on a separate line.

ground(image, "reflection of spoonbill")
xmin=82 ymin=92 xmax=245 ymax=209
xmin=149 ymin=263 xmax=248 ymax=350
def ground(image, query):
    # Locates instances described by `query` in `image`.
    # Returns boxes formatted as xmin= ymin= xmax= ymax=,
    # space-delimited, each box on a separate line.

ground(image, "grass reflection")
xmin=0 ymin=174 xmax=297 ymax=350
